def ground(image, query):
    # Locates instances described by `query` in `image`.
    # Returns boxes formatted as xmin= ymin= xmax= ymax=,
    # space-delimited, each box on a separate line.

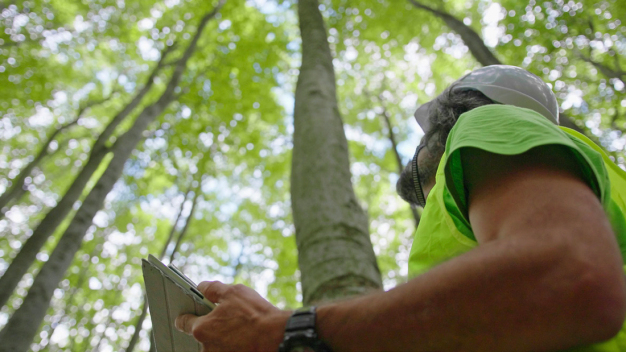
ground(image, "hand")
xmin=175 ymin=281 xmax=291 ymax=352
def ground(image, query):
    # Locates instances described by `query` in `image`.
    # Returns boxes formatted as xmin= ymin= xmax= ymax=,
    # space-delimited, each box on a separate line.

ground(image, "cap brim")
xmin=413 ymin=101 xmax=432 ymax=134
xmin=453 ymin=83 xmax=559 ymax=125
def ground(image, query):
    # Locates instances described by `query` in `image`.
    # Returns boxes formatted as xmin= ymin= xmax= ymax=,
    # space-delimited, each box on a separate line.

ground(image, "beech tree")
xmin=292 ymin=0 xmax=382 ymax=305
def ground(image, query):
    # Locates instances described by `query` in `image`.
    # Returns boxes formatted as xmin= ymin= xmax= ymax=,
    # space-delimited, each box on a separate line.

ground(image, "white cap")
xmin=414 ymin=65 xmax=559 ymax=133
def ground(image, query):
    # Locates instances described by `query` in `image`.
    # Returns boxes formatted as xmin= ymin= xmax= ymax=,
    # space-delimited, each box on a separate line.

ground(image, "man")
xmin=176 ymin=65 xmax=626 ymax=351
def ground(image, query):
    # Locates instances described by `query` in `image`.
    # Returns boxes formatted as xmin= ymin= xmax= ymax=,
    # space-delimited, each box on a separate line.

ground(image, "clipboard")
xmin=142 ymin=254 xmax=215 ymax=352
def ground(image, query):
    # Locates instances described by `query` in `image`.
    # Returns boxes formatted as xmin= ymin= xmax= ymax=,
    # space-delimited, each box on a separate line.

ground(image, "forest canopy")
xmin=0 ymin=0 xmax=624 ymax=350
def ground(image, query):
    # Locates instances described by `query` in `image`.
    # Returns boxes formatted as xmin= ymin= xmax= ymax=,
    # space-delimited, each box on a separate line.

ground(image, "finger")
xmin=175 ymin=313 xmax=200 ymax=335
xmin=197 ymin=281 xmax=229 ymax=303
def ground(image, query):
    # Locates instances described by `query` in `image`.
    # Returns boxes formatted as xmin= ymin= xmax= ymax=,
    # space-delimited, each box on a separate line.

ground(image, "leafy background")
xmin=0 ymin=0 xmax=623 ymax=350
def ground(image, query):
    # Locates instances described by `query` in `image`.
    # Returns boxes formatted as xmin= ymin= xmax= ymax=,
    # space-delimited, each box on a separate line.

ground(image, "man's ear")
xmin=396 ymin=161 xmax=419 ymax=207
xmin=417 ymin=143 xmax=444 ymax=191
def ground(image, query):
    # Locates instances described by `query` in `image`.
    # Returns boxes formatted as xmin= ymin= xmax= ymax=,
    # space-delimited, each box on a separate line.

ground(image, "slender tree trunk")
xmin=124 ymin=300 xmax=149 ymax=352
xmin=0 ymin=47 xmax=175 ymax=311
xmin=38 ymin=242 xmax=99 ymax=352
xmin=171 ymin=186 xmax=201 ymax=259
xmin=88 ymin=288 xmax=123 ymax=352
xmin=292 ymin=0 xmax=382 ymax=306
xmin=0 ymin=4 xmax=223 ymax=350
xmin=0 ymin=144 xmax=109 ymax=310
xmin=578 ymin=51 xmax=626 ymax=82
xmin=408 ymin=0 xmax=500 ymax=66
xmin=145 ymin=187 xmax=201 ymax=351
xmin=124 ymin=184 xmax=195 ymax=352
xmin=160 ymin=186 xmax=193 ymax=259
xmin=407 ymin=0 xmax=584 ymax=133
xmin=377 ymin=99 xmax=420 ymax=228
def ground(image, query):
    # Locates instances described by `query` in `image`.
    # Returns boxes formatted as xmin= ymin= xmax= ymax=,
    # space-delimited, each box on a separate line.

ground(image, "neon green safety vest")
xmin=408 ymin=105 xmax=626 ymax=351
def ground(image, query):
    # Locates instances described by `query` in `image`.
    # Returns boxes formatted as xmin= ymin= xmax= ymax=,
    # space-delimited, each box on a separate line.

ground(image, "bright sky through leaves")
xmin=0 ymin=0 xmax=624 ymax=350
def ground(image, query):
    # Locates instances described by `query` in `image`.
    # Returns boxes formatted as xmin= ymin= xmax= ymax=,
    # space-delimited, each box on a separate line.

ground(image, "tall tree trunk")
xmin=0 ymin=4 xmax=223 ymax=350
xmin=0 ymin=139 xmax=109 ymax=311
xmin=124 ymin=184 xmax=195 ymax=352
xmin=38 ymin=241 xmax=100 ymax=352
xmin=292 ymin=0 xmax=382 ymax=306
xmin=0 ymin=46 xmax=176 ymax=311
xmin=407 ymin=0 xmax=584 ymax=133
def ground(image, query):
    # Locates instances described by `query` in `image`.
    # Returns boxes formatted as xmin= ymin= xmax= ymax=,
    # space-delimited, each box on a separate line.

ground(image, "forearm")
xmin=316 ymin=238 xmax=624 ymax=352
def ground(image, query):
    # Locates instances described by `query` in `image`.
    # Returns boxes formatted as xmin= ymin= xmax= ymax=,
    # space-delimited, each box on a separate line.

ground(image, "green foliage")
xmin=1 ymin=0 xmax=624 ymax=350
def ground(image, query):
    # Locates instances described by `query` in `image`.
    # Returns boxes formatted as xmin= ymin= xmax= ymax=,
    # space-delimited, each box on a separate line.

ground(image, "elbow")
xmin=586 ymin=277 xmax=626 ymax=341
xmin=570 ymin=258 xmax=626 ymax=342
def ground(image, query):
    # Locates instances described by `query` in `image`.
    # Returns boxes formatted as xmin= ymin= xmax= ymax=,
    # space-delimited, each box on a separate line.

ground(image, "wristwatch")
xmin=278 ymin=306 xmax=332 ymax=352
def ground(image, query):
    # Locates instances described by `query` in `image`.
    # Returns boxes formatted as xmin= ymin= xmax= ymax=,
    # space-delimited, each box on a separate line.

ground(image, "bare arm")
xmin=316 ymin=146 xmax=626 ymax=351
xmin=177 ymin=146 xmax=626 ymax=351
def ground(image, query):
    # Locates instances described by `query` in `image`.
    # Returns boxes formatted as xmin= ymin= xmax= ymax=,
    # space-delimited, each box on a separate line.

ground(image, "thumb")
xmin=175 ymin=313 xmax=199 ymax=335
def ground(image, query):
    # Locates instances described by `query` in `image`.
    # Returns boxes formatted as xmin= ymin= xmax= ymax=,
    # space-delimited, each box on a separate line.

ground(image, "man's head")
xmin=396 ymin=65 xmax=560 ymax=207
xmin=396 ymin=87 xmax=494 ymax=206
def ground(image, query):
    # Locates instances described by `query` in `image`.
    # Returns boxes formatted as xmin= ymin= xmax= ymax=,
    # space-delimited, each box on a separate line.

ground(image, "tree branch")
xmin=577 ymin=51 xmax=626 ymax=82
xmin=170 ymin=184 xmax=202 ymax=260
xmin=364 ymin=89 xmax=421 ymax=228
xmin=0 ymin=89 xmax=116 ymax=217
xmin=160 ymin=184 xmax=194 ymax=260
xmin=407 ymin=0 xmax=585 ymax=134
xmin=92 ymin=42 xmax=176 ymax=155
xmin=408 ymin=0 xmax=501 ymax=66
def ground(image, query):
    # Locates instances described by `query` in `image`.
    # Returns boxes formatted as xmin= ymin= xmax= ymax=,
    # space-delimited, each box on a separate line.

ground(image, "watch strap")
xmin=285 ymin=307 xmax=316 ymax=332
xmin=279 ymin=307 xmax=331 ymax=352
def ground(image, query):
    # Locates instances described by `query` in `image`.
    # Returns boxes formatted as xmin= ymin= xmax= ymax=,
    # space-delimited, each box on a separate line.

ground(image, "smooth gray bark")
xmin=0 ymin=4 xmax=222 ymax=350
xmin=0 ymin=47 xmax=174 ymax=311
xmin=292 ymin=0 xmax=382 ymax=306
xmin=407 ymin=0 xmax=584 ymax=134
